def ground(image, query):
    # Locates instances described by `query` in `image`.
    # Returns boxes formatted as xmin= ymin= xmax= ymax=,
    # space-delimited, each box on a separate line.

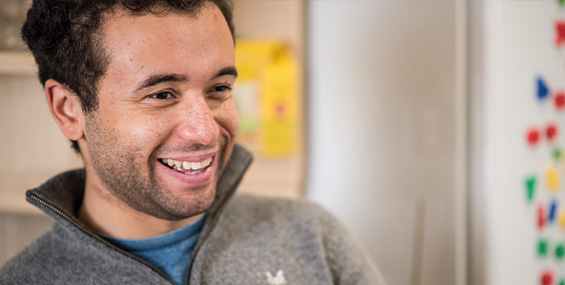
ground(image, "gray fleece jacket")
xmin=0 ymin=145 xmax=384 ymax=284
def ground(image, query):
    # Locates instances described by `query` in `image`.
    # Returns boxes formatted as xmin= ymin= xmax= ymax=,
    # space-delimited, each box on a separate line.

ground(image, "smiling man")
xmin=0 ymin=0 xmax=383 ymax=284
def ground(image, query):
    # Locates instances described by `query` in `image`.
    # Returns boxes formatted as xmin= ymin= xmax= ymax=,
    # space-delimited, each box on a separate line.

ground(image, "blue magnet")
xmin=549 ymin=199 xmax=558 ymax=224
xmin=538 ymin=76 xmax=550 ymax=101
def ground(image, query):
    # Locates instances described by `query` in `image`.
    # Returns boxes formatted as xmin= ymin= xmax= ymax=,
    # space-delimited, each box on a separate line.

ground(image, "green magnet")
xmin=557 ymin=243 xmax=565 ymax=259
xmin=554 ymin=148 xmax=562 ymax=161
xmin=559 ymin=0 xmax=565 ymax=7
xmin=539 ymin=239 xmax=549 ymax=257
xmin=526 ymin=175 xmax=536 ymax=203
xmin=560 ymin=280 xmax=565 ymax=285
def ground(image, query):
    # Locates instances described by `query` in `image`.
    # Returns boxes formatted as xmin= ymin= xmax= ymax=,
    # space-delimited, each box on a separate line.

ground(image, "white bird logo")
xmin=265 ymin=270 xmax=287 ymax=285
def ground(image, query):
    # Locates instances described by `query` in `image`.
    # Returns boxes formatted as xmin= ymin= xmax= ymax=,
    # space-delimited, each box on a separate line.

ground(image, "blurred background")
xmin=2 ymin=0 xmax=565 ymax=284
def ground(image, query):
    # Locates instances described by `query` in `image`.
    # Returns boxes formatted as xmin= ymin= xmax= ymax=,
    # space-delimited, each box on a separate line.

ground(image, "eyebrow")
xmin=134 ymin=66 xmax=238 ymax=92
xmin=214 ymin=66 xmax=238 ymax=78
xmin=135 ymin=73 xmax=188 ymax=92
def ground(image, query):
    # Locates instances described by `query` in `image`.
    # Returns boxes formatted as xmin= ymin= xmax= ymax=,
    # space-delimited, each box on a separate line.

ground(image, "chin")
xmin=159 ymin=184 xmax=217 ymax=220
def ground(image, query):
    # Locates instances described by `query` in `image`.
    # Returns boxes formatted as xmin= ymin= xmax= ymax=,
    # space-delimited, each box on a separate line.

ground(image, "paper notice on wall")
xmin=233 ymin=39 xmax=300 ymax=157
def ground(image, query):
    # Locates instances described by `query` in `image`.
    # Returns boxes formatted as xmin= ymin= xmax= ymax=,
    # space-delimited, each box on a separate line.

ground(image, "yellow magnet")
xmin=559 ymin=209 xmax=565 ymax=229
xmin=547 ymin=165 xmax=560 ymax=191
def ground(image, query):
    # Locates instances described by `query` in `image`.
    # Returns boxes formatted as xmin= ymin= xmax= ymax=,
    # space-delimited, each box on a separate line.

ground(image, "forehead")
xmin=98 ymin=4 xmax=234 ymax=84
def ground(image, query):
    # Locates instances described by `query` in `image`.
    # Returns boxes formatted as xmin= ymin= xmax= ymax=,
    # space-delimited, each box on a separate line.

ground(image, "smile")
xmin=158 ymin=157 xmax=213 ymax=175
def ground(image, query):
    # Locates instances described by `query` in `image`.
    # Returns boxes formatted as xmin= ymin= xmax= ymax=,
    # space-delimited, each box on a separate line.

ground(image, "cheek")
xmin=215 ymin=101 xmax=239 ymax=139
xmin=128 ymin=117 xmax=172 ymax=149
xmin=101 ymin=112 xmax=169 ymax=155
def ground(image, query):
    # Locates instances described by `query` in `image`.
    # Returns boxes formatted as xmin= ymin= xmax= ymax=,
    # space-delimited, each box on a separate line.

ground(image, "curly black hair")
xmin=21 ymin=0 xmax=234 ymax=152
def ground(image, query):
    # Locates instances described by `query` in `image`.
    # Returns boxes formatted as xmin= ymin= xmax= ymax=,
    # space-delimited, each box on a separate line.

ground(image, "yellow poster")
xmin=233 ymin=39 xmax=300 ymax=156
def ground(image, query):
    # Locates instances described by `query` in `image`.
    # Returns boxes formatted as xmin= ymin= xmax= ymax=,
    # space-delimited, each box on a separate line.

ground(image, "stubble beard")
xmin=85 ymin=117 xmax=225 ymax=221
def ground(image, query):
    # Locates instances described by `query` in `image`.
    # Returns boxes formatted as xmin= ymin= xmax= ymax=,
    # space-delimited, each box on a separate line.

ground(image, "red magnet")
xmin=554 ymin=90 xmax=565 ymax=110
xmin=527 ymin=128 xmax=540 ymax=146
xmin=541 ymin=270 xmax=553 ymax=285
xmin=556 ymin=20 xmax=565 ymax=48
xmin=546 ymin=123 xmax=558 ymax=141
xmin=538 ymin=203 xmax=546 ymax=231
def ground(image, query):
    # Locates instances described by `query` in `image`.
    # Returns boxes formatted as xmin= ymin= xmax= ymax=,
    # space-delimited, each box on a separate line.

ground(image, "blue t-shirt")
xmin=103 ymin=215 xmax=205 ymax=285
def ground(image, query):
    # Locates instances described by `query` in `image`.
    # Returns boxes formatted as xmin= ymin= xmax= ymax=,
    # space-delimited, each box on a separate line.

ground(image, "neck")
xmin=78 ymin=178 xmax=201 ymax=239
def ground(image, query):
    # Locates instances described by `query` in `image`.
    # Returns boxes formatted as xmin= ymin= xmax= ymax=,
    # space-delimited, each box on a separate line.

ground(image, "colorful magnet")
xmin=547 ymin=123 xmax=558 ymax=141
xmin=546 ymin=165 xmax=560 ymax=191
xmin=539 ymin=204 xmax=547 ymax=230
xmin=559 ymin=209 xmax=565 ymax=229
xmin=542 ymin=270 xmax=554 ymax=285
xmin=556 ymin=20 xmax=565 ymax=47
xmin=556 ymin=243 xmax=565 ymax=259
xmin=538 ymin=76 xmax=550 ymax=100
xmin=554 ymin=148 xmax=562 ymax=161
xmin=539 ymin=238 xmax=549 ymax=256
xmin=526 ymin=175 xmax=537 ymax=203
xmin=555 ymin=90 xmax=565 ymax=110
xmin=528 ymin=128 xmax=540 ymax=146
xmin=549 ymin=200 xmax=558 ymax=223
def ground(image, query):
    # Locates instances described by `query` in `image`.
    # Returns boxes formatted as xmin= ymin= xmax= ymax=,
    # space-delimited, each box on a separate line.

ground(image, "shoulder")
xmin=0 ymin=223 xmax=170 ymax=284
xmin=203 ymin=194 xmax=385 ymax=284
xmin=227 ymin=194 xmax=331 ymax=218
xmin=0 ymin=228 xmax=62 ymax=283
xmin=225 ymin=194 xmax=335 ymax=228
xmin=220 ymin=194 xmax=355 ymax=249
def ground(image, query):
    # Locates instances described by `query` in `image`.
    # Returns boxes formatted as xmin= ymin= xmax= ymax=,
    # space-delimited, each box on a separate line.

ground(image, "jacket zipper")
xmin=28 ymin=193 xmax=174 ymax=285
xmin=183 ymin=174 xmax=243 ymax=285
xmin=26 ymin=148 xmax=252 ymax=285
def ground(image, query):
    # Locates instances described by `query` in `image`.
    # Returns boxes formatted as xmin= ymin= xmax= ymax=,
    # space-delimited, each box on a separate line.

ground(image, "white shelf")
xmin=0 ymin=51 xmax=37 ymax=75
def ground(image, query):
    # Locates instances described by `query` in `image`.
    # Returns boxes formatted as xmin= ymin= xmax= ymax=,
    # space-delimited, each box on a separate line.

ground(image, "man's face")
xmin=80 ymin=4 xmax=238 ymax=220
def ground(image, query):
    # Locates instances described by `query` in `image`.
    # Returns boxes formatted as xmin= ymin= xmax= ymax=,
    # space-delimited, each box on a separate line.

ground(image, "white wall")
xmin=470 ymin=1 xmax=565 ymax=285
xmin=305 ymin=1 xmax=462 ymax=284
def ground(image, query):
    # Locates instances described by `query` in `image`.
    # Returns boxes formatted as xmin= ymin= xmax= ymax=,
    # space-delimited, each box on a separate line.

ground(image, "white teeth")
xmin=185 ymin=169 xmax=204 ymax=175
xmin=202 ymin=158 xmax=212 ymax=168
xmin=182 ymin=161 xmax=191 ymax=170
xmin=164 ymin=157 xmax=213 ymax=171
xmin=191 ymin=161 xmax=202 ymax=170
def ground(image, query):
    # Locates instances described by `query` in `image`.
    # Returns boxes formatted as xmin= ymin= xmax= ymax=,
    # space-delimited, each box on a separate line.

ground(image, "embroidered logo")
xmin=265 ymin=270 xmax=287 ymax=285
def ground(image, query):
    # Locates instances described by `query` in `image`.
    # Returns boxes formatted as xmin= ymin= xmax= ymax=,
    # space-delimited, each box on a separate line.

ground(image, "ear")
xmin=44 ymin=79 xmax=85 ymax=141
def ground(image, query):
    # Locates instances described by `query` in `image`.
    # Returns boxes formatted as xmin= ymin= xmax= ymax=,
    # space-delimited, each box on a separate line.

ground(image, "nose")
xmin=176 ymin=96 xmax=219 ymax=147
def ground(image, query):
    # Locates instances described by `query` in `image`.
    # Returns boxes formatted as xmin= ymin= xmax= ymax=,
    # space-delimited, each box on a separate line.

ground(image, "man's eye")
xmin=213 ymin=85 xmax=232 ymax=93
xmin=150 ymin=91 xmax=174 ymax=100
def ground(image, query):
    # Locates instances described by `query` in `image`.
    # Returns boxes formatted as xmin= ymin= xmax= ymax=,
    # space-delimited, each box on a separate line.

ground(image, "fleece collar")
xmin=25 ymin=144 xmax=253 ymax=228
